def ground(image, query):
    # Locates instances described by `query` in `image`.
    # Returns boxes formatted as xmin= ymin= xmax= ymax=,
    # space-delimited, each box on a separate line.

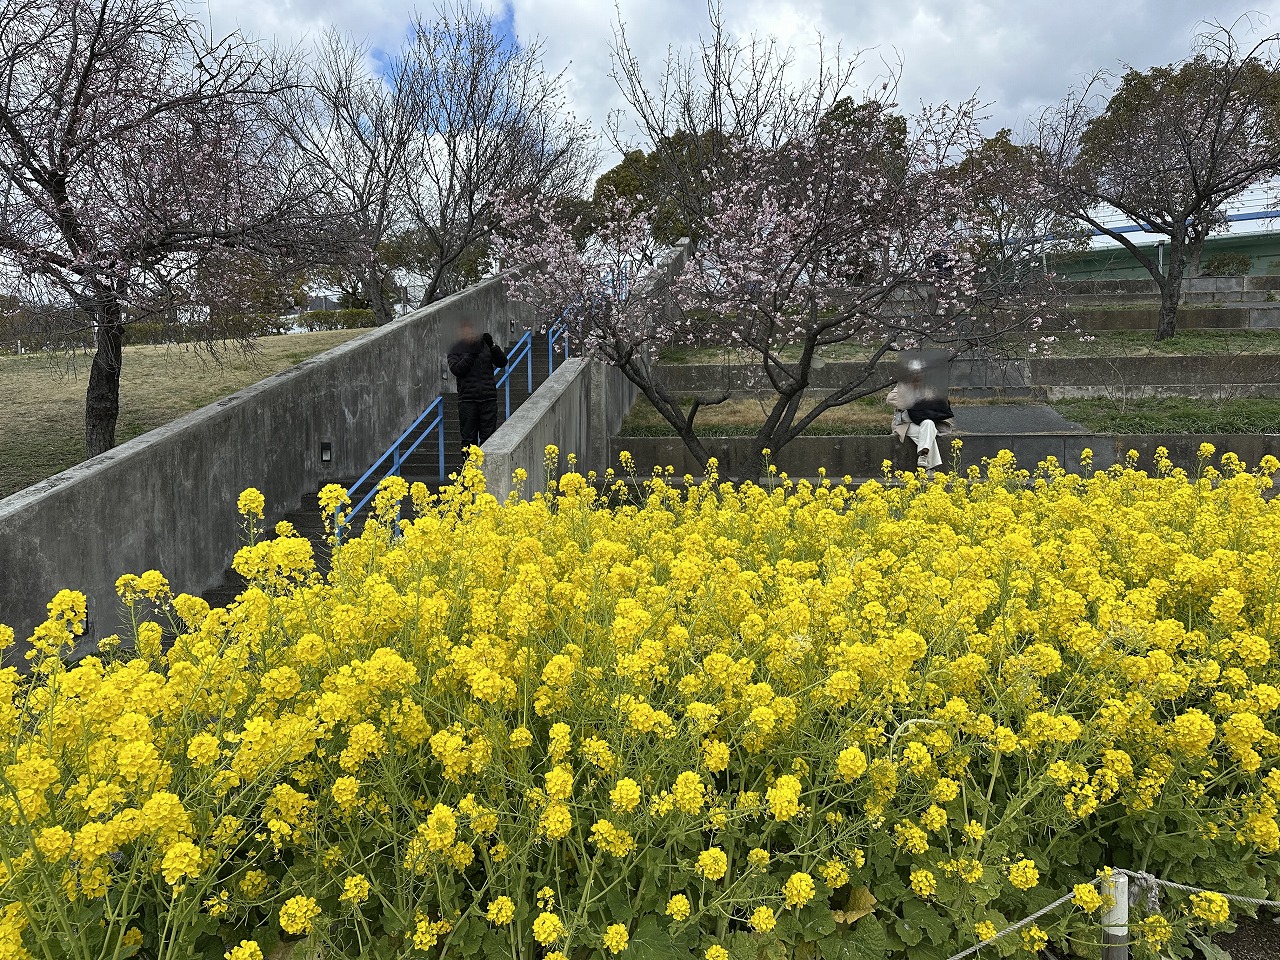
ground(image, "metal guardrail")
xmin=496 ymin=329 xmax=534 ymax=419
xmin=337 ymin=326 xmax=570 ymax=540
xmin=336 ymin=396 xmax=446 ymax=542
xmin=548 ymin=319 xmax=571 ymax=375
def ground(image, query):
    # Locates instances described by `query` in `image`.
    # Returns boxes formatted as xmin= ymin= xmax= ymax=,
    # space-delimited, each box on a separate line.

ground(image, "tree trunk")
xmin=1156 ymin=250 xmax=1186 ymax=342
xmin=85 ymin=304 xmax=125 ymax=458
xmin=363 ymin=268 xmax=396 ymax=326
xmin=616 ymin=355 xmax=715 ymax=468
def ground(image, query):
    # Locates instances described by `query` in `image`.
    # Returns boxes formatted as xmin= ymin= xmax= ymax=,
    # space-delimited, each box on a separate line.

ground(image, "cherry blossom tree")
xmin=499 ymin=98 xmax=1065 ymax=467
xmin=494 ymin=189 xmax=691 ymax=434
xmin=0 ymin=0 xmax=333 ymax=456
xmin=1035 ymin=20 xmax=1280 ymax=340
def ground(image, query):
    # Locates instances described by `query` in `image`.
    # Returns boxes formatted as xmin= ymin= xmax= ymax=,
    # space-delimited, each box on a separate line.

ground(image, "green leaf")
xmin=249 ymin=922 xmax=282 ymax=957
xmin=480 ymin=929 xmax=511 ymax=960
xmin=901 ymin=899 xmax=951 ymax=945
xmin=628 ymin=915 xmax=691 ymax=960
xmin=819 ymin=931 xmax=860 ymax=960
xmin=1187 ymin=930 xmax=1232 ymax=960
xmin=381 ymin=906 xmax=408 ymax=937
xmin=606 ymin=886 xmax=636 ymax=923
xmin=895 ymin=915 xmax=923 ymax=946
xmin=452 ymin=915 xmax=483 ymax=956
xmin=798 ymin=899 xmax=838 ymax=938
xmin=846 ymin=916 xmax=889 ymax=960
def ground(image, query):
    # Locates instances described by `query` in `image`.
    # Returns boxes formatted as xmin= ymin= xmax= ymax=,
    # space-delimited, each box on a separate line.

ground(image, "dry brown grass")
xmin=621 ymin=394 xmax=896 ymax=436
xmin=0 ymin=330 xmax=369 ymax=500
xmin=620 ymin=392 xmax=1038 ymax=437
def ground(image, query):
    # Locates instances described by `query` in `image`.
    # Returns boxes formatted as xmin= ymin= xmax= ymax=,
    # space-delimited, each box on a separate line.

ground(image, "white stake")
xmin=1102 ymin=873 xmax=1130 ymax=960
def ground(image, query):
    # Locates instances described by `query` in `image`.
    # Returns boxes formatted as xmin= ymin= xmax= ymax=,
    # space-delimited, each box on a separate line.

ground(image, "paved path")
xmin=951 ymin=403 xmax=1087 ymax=435
xmin=1213 ymin=916 xmax=1280 ymax=958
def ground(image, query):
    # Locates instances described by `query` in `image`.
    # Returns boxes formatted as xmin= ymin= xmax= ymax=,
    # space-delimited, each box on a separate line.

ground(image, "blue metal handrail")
xmin=548 ymin=319 xmax=571 ymax=374
xmin=336 ymin=324 xmax=573 ymax=541
xmin=337 ymin=394 xmax=446 ymax=541
xmin=495 ymin=329 xmax=534 ymax=419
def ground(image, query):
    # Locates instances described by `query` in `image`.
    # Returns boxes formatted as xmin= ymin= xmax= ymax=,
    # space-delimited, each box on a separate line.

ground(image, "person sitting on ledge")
xmin=887 ymin=372 xmax=953 ymax=472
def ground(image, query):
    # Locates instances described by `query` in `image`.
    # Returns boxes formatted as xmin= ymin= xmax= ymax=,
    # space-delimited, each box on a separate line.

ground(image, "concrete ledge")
xmin=1061 ymin=305 xmax=1280 ymax=331
xmin=1035 ymin=355 xmax=1280 ymax=399
xmin=1064 ymin=277 xmax=1280 ymax=297
xmin=483 ymin=359 xmax=639 ymax=500
xmin=0 ymin=277 xmax=534 ymax=645
xmin=654 ymin=354 xmax=1280 ymax=399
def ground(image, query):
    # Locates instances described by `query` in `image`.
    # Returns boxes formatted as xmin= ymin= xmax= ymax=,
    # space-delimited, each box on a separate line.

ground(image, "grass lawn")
xmin=658 ymin=329 xmax=1280 ymax=365
xmin=1051 ymin=397 xmax=1280 ymax=434
xmin=0 ymin=330 xmax=370 ymax=500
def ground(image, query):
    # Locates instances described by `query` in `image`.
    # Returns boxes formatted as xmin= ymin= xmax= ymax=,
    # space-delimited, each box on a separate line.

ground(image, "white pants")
xmin=907 ymin=419 xmax=941 ymax=470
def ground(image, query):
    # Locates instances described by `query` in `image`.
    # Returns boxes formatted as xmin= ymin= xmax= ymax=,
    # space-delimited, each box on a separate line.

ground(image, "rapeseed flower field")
xmin=2 ymin=446 xmax=1278 ymax=960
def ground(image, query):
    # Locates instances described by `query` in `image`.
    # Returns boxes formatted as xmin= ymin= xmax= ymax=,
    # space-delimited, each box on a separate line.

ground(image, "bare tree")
xmin=608 ymin=0 xmax=865 ymax=246
xmin=397 ymin=2 xmax=597 ymax=305
xmin=279 ymin=30 xmax=419 ymax=326
xmin=0 ymin=0 xmax=333 ymax=456
xmin=1035 ymin=19 xmax=1280 ymax=340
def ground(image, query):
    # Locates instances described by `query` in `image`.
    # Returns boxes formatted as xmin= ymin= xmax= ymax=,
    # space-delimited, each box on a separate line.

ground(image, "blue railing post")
xmin=342 ymin=396 xmax=445 ymax=529
xmin=495 ymin=329 xmax=534 ymax=424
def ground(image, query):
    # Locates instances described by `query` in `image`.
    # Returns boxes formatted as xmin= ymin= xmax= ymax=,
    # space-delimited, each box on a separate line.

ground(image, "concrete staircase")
xmin=201 ymin=337 xmax=556 ymax=611
xmin=399 ymin=340 xmax=554 ymax=488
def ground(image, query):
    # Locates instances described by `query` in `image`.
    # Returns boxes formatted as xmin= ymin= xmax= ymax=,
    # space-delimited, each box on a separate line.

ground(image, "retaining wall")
xmin=1063 ymin=305 xmax=1280 ymax=331
xmin=482 ymin=359 xmax=639 ymax=499
xmin=653 ymin=354 xmax=1280 ymax=399
xmin=0 ymin=276 xmax=534 ymax=648
xmin=611 ymin=433 xmax=1280 ymax=481
xmin=1036 ymin=355 xmax=1280 ymax=399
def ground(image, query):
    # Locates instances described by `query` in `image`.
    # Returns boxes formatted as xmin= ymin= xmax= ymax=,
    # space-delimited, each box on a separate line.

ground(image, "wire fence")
xmin=941 ymin=867 xmax=1280 ymax=960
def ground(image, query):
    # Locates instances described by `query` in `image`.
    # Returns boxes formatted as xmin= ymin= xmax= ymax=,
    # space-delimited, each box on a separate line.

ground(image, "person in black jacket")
xmin=447 ymin=321 xmax=508 ymax=454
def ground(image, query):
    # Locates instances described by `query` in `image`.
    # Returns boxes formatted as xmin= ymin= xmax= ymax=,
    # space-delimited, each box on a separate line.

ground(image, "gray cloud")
xmin=194 ymin=0 xmax=1277 ymax=166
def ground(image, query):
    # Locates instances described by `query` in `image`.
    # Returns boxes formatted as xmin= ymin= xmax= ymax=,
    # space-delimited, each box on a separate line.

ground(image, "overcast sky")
xmin=197 ymin=0 xmax=1275 ymax=169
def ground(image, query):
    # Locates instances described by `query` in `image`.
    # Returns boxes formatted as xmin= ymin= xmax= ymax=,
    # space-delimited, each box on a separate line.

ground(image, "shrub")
xmin=1200 ymin=252 xmax=1252 ymax=277
xmin=2 ymin=447 xmax=1279 ymax=959
xmin=294 ymin=308 xmax=376 ymax=332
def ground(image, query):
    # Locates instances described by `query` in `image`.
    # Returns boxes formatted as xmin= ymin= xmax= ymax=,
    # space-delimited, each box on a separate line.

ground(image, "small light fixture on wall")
xmin=320 ymin=441 xmax=332 ymax=464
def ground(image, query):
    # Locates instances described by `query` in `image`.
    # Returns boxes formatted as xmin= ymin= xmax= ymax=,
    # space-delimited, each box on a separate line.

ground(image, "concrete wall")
xmin=654 ymin=354 xmax=1280 ymax=400
xmin=1061 ymin=305 xmax=1280 ymax=331
xmin=1035 ymin=355 xmax=1280 ymax=400
xmin=482 ymin=359 xmax=639 ymax=499
xmin=613 ymin=432 xmax=1280 ymax=481
xmin=0 ymin=276 xmax=534 ymax=647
